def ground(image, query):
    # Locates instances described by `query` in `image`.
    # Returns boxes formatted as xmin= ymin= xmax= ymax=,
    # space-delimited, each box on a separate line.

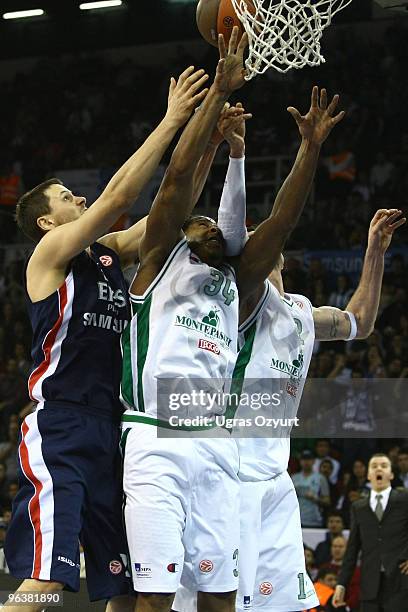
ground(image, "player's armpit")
xmin=98 ymin=216 xmax=147 ymax=269
xmin=313 ymin=306 xmax=352 ymax=341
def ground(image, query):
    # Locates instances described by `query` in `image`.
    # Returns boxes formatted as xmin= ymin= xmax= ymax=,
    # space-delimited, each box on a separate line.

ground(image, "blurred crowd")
xmin=1 ymin=17 xmax=408 ymax=596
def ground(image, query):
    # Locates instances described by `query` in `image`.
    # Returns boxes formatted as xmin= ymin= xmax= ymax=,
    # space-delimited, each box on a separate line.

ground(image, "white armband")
xmin=345 ymin=311 xmax=357 ymax=341
xmin=217 ymin=156 xmax=249 ymax=257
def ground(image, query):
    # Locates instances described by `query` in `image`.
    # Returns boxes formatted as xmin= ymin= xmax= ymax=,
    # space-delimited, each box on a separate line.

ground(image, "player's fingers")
xmin=287 ymin=106 xmax=302 ymax=124
xmin=168 ymin=77 xmax=176 ymax=96
xmin=187 ymin=73 xmax=209 ymax=95
xmin=331 ymin=110 xmax=346 ymax=125
xmin=216 ymin=58 xmax=226 ymax=76
xmin=311 ymin=85 xmax=318 ymax=109
xmin=177 ymin=66 xmax=195 ymax=85
xmin=236 ymin=102 xmax=243 ymax=108
xmin=229 ymin=25 xmax=240 ymax=54
xmin=237 ymin=31 xmax=249 ymax=55
xmin=218 ymin=34 xmax=227 ymax=59
xmin=320 ymin=88 xmax=327 ymax=109
xmin=192 ymin=89 xmax=209 ymax=104
xmin=327 ymin=94 xmax=340 ymax=116
xmin=182 ymin=68 xmax=206 ymax=89
xmin=242 ymin=112 xmax=253 ymax=120
xmin=389 ymin=217 xmax=406 ymax=231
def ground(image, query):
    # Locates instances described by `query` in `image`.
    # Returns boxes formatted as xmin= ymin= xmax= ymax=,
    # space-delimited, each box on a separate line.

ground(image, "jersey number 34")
xmin=204 ymin=269 xmax=236 ymax=306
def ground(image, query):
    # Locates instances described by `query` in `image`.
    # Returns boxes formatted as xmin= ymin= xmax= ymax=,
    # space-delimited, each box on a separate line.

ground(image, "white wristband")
xmin=345 ymin=311 xmax=357 ymax=341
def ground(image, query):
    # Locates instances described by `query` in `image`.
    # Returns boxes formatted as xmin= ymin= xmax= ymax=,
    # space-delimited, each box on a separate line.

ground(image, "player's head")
xmin=368 ymin=453 xmax=393 ymax=492
xmin=182 ymin=215 xmax=226 ymax=266
xmin=16 ymin=178 xmax=87 ymax=242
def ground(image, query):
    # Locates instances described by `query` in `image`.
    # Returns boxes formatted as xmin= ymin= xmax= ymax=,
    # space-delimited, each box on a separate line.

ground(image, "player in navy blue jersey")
xmin=4 ymin=66 xmax=210 ymax=612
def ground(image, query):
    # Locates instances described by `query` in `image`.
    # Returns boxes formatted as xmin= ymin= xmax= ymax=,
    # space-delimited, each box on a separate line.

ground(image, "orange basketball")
xmin=196 ymin=0 xmax=250 ymax=47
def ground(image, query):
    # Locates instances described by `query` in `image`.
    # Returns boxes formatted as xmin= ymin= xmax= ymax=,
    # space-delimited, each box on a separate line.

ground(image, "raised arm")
xmin=132 ymin=28 xmax=248 ymax=295
xmin=313 ymin=209 xmax=406 ymax=341
xmin=32 ymin=67 xmax=209 ymax=270
xmin=236 ymin=87 xmax=345 ymax=300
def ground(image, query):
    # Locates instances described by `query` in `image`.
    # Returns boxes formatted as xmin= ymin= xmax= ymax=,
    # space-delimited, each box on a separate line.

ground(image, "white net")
xmin=230 ymin=0 xmax=353 ymax=78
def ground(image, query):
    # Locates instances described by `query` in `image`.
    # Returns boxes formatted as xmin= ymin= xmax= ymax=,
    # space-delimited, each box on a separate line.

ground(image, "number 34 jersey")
xmin=120 ymin=239 xmax=239 ymax=420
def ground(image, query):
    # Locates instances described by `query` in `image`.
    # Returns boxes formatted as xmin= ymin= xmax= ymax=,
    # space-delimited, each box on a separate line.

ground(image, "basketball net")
xmin=231 ymin=0 xmax=353 ymax=78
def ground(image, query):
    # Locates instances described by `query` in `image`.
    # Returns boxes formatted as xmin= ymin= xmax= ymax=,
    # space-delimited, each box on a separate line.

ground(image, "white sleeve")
xmin=217 ymin=156 xmax=249 ymax=257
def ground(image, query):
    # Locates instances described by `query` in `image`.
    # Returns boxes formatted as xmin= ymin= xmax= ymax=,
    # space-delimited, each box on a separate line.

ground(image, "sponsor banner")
xmin=300 ymin=247 xmax=408 ymax=282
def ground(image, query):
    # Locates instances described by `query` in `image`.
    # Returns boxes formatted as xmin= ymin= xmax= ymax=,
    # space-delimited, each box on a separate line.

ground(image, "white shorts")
xmin=237 ymin=472 xmax=319 ymax=612
xmin=122 ymin=422 xmax=240 ymax=594
xmin=173 ymin=471 xmax=319 ymax=612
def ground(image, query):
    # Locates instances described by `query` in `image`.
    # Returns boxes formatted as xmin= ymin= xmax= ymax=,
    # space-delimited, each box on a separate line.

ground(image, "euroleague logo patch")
xmin=109 ymin=559 xmax=123 ymax=575
xmin=199 ymin=559 xmax=214 ymax=573
xmin=100 ymin=255 xmax=113 ymax=267
xmin=259 ymin=581 xmax=273 ymax=595
xmin=223 ymin=15 xmax=235 ymax=28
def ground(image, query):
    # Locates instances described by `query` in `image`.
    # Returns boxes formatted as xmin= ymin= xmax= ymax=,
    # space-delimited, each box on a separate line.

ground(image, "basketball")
xmin=196 ymin=0 xmax=248 ymax=47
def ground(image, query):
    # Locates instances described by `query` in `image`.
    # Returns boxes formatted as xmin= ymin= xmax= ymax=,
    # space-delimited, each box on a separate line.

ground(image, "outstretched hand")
xmin=287 ymin=86 xmax=345 ymax=146
xmin=368 ymin=208 xmax=406 ymax=254
xmin=214 ymin=26 xmax=248 ymax=96
xmin=166 ymin=66 xmax=209 ymax=128
xmin=210 ymin=102 xmax=252 ymax=156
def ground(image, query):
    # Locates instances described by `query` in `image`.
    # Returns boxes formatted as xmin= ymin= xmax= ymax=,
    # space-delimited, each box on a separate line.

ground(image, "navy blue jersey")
xmin=26 ymin=242 xmax=130 ymax=420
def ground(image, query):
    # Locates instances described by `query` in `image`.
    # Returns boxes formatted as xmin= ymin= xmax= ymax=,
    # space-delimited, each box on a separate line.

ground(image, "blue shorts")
xmin=5 ymin=403 xmax=131 ymax=601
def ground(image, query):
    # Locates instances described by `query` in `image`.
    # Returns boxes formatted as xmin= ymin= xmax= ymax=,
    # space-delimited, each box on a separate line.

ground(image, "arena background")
xmin=0 ymin=0 xmax=408 ymax=609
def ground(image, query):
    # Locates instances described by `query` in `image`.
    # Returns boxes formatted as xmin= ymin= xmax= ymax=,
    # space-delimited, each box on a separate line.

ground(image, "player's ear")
xmin=37 ymin=214 xmax=55 ymax=233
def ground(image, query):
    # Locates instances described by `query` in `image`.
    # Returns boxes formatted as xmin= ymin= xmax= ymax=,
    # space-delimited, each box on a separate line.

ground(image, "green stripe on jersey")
xmin=120 ymin=323 xmax=135 ymax=409
xmin=133 ymin=294 xmax=152 ymax=413
xmin=224 ymin=322 xmax=257 ymax=424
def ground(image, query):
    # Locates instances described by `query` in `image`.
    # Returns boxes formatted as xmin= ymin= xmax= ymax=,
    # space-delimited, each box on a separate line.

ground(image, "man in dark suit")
xmin=333 ymin=453 xmax=408 ymax=611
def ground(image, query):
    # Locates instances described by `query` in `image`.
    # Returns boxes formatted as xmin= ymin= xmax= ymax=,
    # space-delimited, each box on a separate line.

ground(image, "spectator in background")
xmin=328 ymin=274 xmax=354 ymax=310
xmin=305 ymin=545 xmax=319 ymax=581
xmin=292 ymin=450 xmax=331 ymax=527
xmin=0 ymin=462 xmax=8 ymax=511
xmin=310 ymin=568 xmax=339 ymax=612
xmin=341 ymin=459 xmax=370 ymax=528
xmin=315 ymin=512 xmax=345 ymax=567
xmin=319 ymin=459 xmax=339 ymax=509
xmin=0 ymin=422 xmax=19 ymax=482
xmin=397 ymin=448 xmax=408 ymax=489
xmin=313 ymin=439 xmax=341 ymax=485
xmin=0 ymin=160 xmax=22 ymax=243
xmin=321 ymin=536 xmax=348 ymax=576
xmin=370 ymin=152 xmax=394 ymax=195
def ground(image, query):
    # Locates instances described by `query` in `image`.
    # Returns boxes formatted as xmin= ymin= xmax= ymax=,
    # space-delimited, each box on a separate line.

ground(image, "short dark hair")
xmin=368 ymin=453 xmax=391 ymax=466
xmin=16 ymin=178 xmax=62 ymax=242
xmin=182 ymin=215 xmax=215 ymax=232
xmin=317 ymin=567 xmax=337 ymax=581
xmin=327 ymin=510 xmax=344 ymax=522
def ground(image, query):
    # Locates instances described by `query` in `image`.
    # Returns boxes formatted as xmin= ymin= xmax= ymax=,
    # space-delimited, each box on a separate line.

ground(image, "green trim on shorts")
xmin=121 ymin=413 xmax=218 ymax=431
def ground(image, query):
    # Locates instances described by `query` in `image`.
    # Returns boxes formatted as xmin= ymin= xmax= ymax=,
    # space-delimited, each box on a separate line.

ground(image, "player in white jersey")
xmin=122 ymin=29 xmax=335 ymax=612
xmin=232 ymin=206 xmax=405 ymax=612
xmin=172 ymin=85 xmax=406 ymax=612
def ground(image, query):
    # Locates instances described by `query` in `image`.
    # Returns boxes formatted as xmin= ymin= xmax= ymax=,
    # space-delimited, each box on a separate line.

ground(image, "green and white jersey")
xmin=120 ymin=238 xmax=238 ymax=424
xmin=232 ymin=280 xmax=315 ymax=480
